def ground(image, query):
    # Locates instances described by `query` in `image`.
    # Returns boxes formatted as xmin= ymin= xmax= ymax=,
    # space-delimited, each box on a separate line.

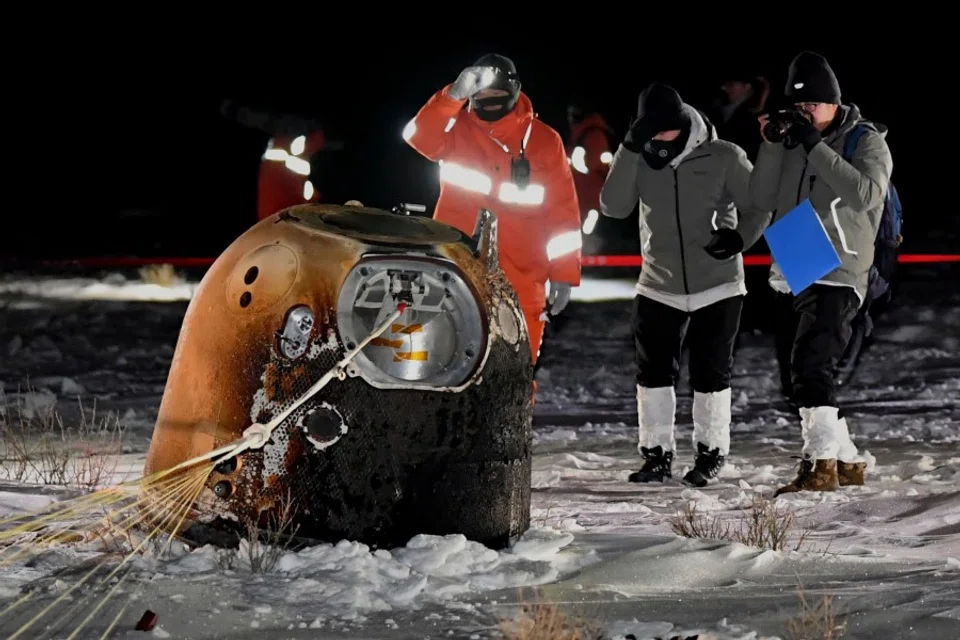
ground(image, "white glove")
xmin=448 ymin=66 xmax=497 ymax=100
xmin=548 ymin=282 xmax=572 ymax=316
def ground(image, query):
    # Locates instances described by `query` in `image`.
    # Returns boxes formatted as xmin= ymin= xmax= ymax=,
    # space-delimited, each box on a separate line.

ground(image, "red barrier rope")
xmin=581 ymin=254 xmax=960 ymax=268
xmin=38 ymin=254 xmax=960 ymax=269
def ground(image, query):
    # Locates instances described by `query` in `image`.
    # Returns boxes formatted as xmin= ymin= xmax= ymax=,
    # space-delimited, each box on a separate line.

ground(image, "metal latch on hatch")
xmin=389 ymin=270 xmax=422 ymax=306
xmin=354 ymin=268 xmax=445 ymax=314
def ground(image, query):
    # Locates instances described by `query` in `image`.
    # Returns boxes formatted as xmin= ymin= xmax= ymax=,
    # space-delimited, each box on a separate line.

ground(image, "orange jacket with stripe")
xmin=404 ymin=85 xmax=582 ymax=308
xmin=257 ymin=131 xmax=325 ymax=220
xmin=568 ymin=113 xmax=613 ymax=216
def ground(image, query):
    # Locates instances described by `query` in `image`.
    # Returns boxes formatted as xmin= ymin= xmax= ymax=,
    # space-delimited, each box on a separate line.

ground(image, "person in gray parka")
xmin=749 ymin=51 xmax=894 ymax=496
xmin=600 ymin=83 xmax=770 ymax=487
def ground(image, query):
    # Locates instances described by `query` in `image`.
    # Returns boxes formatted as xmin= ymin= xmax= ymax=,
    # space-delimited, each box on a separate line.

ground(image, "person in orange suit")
xmin=220 ymin=101 xmax=325 ymax=221
xmin=403 ymin=54 xmax=583 ymax=367
xmin=257 ymin=131 xmax=325 ymax=220
xmin=566 ymin=104 xmax=614 ymax=251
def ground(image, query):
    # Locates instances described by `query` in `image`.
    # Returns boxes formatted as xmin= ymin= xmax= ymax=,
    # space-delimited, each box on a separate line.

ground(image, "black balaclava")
xmin=636 ymin=83 xmax=691 ymax=170
xmin=642 ymin=122 xmax=691 ymax=170
xmin=469 ymin=53 xmax=521 ymax=122
xmin=784 ymin=51 xmax=841 ymax=105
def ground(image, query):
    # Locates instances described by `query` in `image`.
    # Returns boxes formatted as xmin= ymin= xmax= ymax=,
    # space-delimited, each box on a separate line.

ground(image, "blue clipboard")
xmin=763 ymin=199 xmax=841 ymax=295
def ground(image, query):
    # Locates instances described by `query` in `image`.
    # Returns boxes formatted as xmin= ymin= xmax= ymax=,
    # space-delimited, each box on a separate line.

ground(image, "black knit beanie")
xmin=784 ymin=51 xmax=841 ymax=104
xmin=637 ymin=83 xmax=687 ymax=131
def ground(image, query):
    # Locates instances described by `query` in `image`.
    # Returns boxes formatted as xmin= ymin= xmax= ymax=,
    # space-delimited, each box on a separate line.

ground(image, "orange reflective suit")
xmin=258 ymin=131 xmax=325 ymax=220
xmin=404 ymin=86 xmax=582 ymax=363
xmin=567 ymin=113 xmax=613 ymax=221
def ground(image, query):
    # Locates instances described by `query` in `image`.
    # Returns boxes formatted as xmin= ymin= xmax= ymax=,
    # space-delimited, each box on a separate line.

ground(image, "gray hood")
xmin=670 ymin=105 xmax=716 ymax=168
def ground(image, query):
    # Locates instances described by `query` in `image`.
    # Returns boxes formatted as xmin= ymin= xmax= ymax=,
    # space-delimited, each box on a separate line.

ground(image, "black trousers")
xmin=835 ymin=266 xmax=893 ymax=386
xmin=632 ymin=294 xmax=743 ymax=392
xmin=773 ymin=285 xmax=860 ymax=408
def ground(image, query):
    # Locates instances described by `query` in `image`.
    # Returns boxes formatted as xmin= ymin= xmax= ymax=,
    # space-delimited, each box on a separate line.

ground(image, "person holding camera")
xmin=749 ymin=51 xmax=894 ymax=496
xmin=600 ymin=83 xmax=770 ymax=487
xmin=402 ymin=54 xmax=583 ymax=372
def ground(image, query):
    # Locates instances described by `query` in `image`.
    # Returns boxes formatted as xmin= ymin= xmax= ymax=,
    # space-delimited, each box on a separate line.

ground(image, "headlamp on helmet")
xmin=469 ymin=54 xmax=521 ymax=122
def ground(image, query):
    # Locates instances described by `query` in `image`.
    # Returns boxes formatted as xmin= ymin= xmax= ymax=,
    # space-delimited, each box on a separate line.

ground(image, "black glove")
xmin=790 ymin=119 xmax=822 ymax=152
xmin=622 ymin=118 xmax=655 ymax=153
xmin=704 ymin=228 xmax=744 ymax=260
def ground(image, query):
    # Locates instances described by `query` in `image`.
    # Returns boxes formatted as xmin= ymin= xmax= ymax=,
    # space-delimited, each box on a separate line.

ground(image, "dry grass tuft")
xmin=138 ymin=263 xmax=181 ymax=287
xmin=0 ymin=389 xmax=125 ymax=490
xmin=669 ymin=494 xmax=811 ymax=552
xmin=784 ymin=586 xmax=847 ymax=639
xmin=216 ymin=489 xmax=300 ymax=573
xmin=499 ymin=600 xmax=604 ymax=640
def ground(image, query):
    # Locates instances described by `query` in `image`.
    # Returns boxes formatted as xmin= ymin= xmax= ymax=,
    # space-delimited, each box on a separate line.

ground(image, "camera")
xmin=511 ymin=155 xmax=531 ymax=189
xmin=762 ymin=107 xmax=809 ymax=144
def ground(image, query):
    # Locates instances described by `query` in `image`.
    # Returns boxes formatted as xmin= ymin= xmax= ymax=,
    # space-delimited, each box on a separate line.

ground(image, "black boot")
xmin=628 ymin=445 xmax=673 ymax=483
xmin=682 ymin=442 xmax=726 ymax=488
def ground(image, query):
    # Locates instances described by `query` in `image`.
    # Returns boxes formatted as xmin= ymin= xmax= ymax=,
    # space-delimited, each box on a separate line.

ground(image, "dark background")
xmin=3 ymin=38 xmax=940 ymax=261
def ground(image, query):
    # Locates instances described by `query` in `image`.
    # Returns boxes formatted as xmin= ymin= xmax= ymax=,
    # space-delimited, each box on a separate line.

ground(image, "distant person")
xmin=220 ymin=101 xmax=325 ymax=220
xmin=402 ymin=53 xmax=582 ymax=376
xmin=748 ymin=51 xmax=894 ymax=496
xmin=600 ymin=83 xmax=769 ymax=487
xmin=708 ymin=72 xmax=775 ymax=338
xmin=710 ymin=72 xmax=770 ymax=163
xmin=566 ymin=104 xmax=614 ymax=253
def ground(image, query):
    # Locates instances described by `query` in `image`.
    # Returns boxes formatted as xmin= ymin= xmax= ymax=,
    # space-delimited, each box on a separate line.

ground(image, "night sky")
xmin=7 ymin=38 xmax=931 ymax=260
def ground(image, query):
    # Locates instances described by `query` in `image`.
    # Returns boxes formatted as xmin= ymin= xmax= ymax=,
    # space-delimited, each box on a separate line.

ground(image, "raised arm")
xmin=402 ymin=66 xmax=501 ymax=161
xmin=401 ymin=85 xmax=466 ymax=161
xmin=599 ymin=145 xmax=642 ymax=219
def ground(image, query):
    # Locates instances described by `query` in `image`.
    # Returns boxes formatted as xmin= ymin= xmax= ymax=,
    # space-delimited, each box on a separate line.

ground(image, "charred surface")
xmin=270 ymin=337 xmax=531 ymax=549
xmin=149 ymin=204 xmax=534 ymax=551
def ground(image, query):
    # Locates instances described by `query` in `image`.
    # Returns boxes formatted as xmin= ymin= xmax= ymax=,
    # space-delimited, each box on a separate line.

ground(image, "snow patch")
xmin=152 ymin=528 xmax=586 ymax=617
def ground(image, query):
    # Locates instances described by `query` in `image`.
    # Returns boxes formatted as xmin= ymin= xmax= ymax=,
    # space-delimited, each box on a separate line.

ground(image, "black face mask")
xmin=641 ymin=122 xmax=692 ymax=170
xmin=642 ymin=138 xmax=684 ymax=170
xmin=471 ymin=94 xmax=519 ymax=122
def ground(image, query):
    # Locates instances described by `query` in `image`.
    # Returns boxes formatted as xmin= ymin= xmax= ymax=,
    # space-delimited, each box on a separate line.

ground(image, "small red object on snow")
xmin=135 ymin=610 xmax=158 ymax=631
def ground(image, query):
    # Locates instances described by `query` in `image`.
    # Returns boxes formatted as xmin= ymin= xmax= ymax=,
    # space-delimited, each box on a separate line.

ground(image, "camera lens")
xmin=763 ymin=120 xmax=788 ymax=143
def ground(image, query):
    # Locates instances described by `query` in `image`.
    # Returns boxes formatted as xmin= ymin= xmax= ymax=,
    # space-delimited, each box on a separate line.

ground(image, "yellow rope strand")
xmin=63 ymin=471 xmax=211 ymax=640
xmin=2 ymin=464 xmax=211 ymax=636
xmin=32 ymin=469 xmax=209 ymax=636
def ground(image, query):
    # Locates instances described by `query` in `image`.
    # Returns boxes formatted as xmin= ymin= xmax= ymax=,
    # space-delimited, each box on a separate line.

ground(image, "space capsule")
xmin=141 ymin=204 xmax=534 ymax=549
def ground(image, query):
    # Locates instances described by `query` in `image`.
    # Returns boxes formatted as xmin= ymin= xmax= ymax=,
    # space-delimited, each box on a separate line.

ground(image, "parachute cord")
xmin=165 ymin=301 xmax=410 ymax=474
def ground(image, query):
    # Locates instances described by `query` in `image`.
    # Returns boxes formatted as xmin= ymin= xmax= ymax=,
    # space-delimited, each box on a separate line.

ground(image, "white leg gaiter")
xmin=799 ymin=406 xmax=841 ymax=460
xmin=835 ymin=416 xmax=863 ymax=462
xmin=692 ymin=388 xmax=732 ymax=456
xmin=637 ymin=385 xmax=676 ymax=454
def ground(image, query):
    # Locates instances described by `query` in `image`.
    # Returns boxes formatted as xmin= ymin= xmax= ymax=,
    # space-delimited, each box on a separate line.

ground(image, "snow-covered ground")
xmin=1 ymin=270 xmax=958 ymax=639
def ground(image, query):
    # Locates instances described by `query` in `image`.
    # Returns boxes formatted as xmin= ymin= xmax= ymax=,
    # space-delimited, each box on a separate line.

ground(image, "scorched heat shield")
xmin=142 ymin=204 xmax=533 ymax=549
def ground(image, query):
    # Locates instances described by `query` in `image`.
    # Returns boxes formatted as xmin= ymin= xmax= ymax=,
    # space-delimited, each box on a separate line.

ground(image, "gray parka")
xmin=746 ymin=104 xmax=894 ymax=303
xmin=600 ymin=105 xmax=769 ymax=298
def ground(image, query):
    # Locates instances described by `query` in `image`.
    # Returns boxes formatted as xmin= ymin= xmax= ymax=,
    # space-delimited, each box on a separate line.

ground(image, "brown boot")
xmin=775 ymin=457 xmax=840 ymax=497
xmin=838 ymin=461 xmax=866 ymax=486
